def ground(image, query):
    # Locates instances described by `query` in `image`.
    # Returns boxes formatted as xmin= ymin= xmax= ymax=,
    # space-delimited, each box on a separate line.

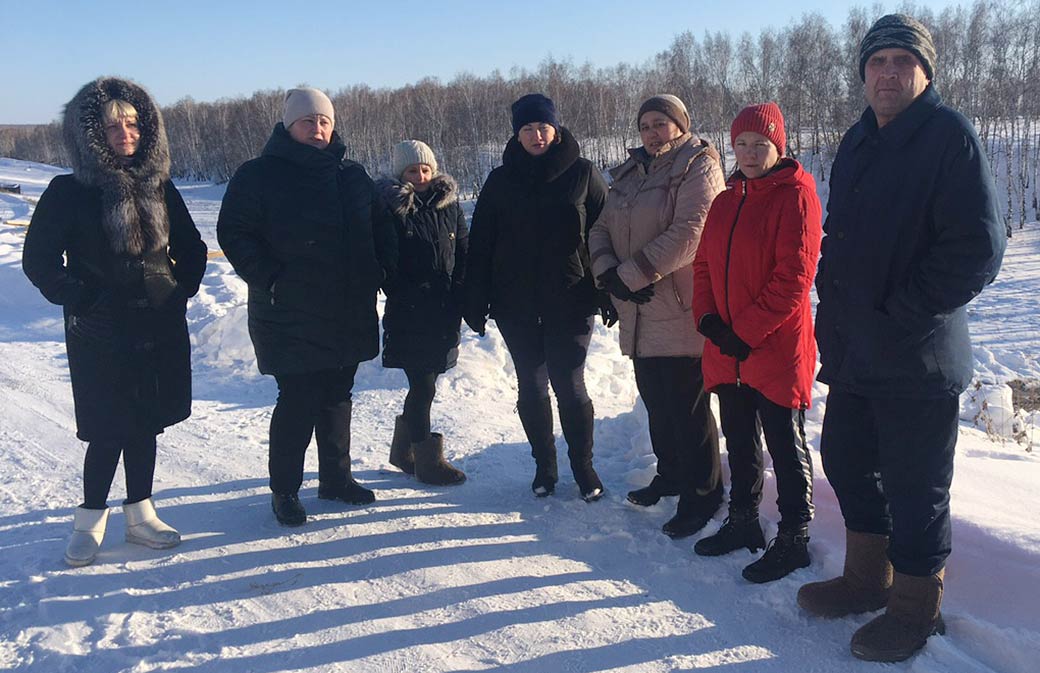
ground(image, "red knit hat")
xmin=730 ymin=102 xmax=786 ymax=156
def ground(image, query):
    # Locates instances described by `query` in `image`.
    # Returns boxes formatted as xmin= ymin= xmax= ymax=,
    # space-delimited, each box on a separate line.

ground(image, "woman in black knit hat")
xmin=464 ymin=93 xmax=612 ymax=502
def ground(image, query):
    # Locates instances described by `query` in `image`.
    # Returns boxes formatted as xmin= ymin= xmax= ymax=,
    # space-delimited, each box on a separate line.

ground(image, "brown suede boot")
xmin=389 ymin=415 xmax=415 ymax=475
xmin=850 ymin=570 xmax=945 ymax=662
xmin=797 ymin=529 xmax=893 ymax=617
xmin=413 ymin=433 xmax=466 ymax=486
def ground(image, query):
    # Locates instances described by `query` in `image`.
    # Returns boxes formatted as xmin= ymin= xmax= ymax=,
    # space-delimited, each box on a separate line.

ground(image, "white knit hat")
xmin=392 ymin=140 xmax=438 ymax=178
xmin=283 ymin=87 xmax=335 ymax=129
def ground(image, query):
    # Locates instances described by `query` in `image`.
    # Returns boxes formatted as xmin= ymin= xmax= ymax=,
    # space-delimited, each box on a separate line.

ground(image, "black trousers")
xmin=820 ymin=388 xmax=958 ymax=576
xmin=82 ymin=434 xmax=157 ymax=509
xmin=496 ymin=316 xmax=593 ymax=408
xmin=633 ymin=357 xmax=721 ymax=499
xmin=270 ymin=365 xmax=358 ymax=495
xmin=716 ymin=384 xmax=813 ymax=529
xmin=403 ymin=369 xmax=439 ymax=443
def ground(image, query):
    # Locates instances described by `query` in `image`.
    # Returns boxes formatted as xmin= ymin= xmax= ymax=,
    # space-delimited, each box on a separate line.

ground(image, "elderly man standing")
xmin=218 ymin=88 xmax=396 ymax=527
xmin=798 ymin=15 xmax=1006 ymax=662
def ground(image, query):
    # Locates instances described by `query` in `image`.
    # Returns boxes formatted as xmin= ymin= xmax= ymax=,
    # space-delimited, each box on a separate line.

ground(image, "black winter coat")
xmin=217 ymin=125 xmax=397 ymax=375
xmin=377 ymin=175 xmax=467 ymax=373
xmin=465 ymin=127 xmax=608 ymax=326
xmin=815 ymin=86 xmax=1006 ymax=398
xmin=23 ymin=175 xmax=208 ymax=440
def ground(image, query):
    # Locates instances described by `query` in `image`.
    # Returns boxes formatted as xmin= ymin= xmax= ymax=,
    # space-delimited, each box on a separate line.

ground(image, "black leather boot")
xmin=559 ymin=400 xmax=603 ymax=502
xmin=627 ymin=475 xmax=680 ymax=507
xmin=271 ymin=493 xmax=306 ymax=526
xmin=662 ymin=486 xmax=722 ymax=538
xmin=315 ymin=399 xmax=376 ymax=505
xmin=742 ymin=525 xmax=811 ymax=583
xmin=517 ymin=398 xmax=557 ymax=497
xmin=694 ymin=507 xmax=766 ymax=556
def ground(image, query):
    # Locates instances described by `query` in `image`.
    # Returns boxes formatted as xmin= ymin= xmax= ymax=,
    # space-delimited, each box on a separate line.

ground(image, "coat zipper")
xmin=724 ymin=181 xmax=747 ymax=386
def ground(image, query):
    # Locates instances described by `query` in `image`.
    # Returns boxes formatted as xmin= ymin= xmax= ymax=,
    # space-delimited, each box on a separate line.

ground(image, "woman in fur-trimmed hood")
xmin=376 ymin=139 xmax=468 ymax=486
xmin=22 ymin=77 xmax=208 ymax=567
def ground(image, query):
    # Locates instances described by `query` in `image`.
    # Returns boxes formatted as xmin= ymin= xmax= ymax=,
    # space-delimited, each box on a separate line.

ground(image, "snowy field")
xmin=0 ymin=156 xmax=1038 ymax=672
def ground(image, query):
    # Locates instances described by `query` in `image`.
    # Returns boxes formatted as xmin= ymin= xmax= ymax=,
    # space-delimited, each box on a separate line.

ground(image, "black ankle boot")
xmin=662 ymin=488 xmax=722 ymax=538
xmin=694 ymin=508 xmax=766 ymax=556
xmin=742 ymin=526 xmax=811 ymax=583
xmin=272 ymin=492 xmax=306 ymax=526
xmin=627 ymin=475 xmax=679 ymax=507
xmin=318 ymin=478 xmax=376 ymax=505
xmin=518 ymin=398 xmax=558 ymax=497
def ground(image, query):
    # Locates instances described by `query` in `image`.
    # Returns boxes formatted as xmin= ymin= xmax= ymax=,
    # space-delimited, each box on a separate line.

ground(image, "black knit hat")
xmin=859 ymin=14 xmax=936 ymax=81
xmin=511 ymin=94 xmax=559 ymax=136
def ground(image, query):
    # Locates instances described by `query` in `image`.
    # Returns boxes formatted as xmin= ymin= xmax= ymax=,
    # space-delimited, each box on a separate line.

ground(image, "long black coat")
xmin=23 ymin=175 xmax=208 ymax=440
xmin=377 ymin=175 xmax=467 ymax=373
xmin=815 ymin=86 xmax=1006 ymax=398
xmin=465 ymin=127 xmax=608 ymax=326
xmin=217 ymin=125 xmax=397 ymax=375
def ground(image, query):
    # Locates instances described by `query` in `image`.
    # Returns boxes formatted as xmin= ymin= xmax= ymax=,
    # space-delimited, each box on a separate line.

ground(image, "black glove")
xmin=598 ymin=267 xmax=654 ymax=304
xmin=599 ymin=302 xmax=618 ymax=328
xmin=464 ymin=311 xmax=487 ymax=337
xmin=699 ymin=313 xmax=751 ymax=361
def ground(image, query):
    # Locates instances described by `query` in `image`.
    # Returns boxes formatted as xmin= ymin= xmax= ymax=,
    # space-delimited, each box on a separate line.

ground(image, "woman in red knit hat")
xmin=691 ymin=102 xmax=823 ymax=583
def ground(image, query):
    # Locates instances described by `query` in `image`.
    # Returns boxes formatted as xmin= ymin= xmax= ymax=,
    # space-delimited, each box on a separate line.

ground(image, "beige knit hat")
xmin=392 ymin=140 xmax=438 ymax=178
xmin=637 ymin=94 xmax=691 ymax=134
xmin=283 ymin=87 xmax=335 ymax=129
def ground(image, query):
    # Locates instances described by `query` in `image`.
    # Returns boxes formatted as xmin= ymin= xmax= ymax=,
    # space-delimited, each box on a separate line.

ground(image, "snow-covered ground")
xmin=1 ymin=156 xmax=1038 ymax=672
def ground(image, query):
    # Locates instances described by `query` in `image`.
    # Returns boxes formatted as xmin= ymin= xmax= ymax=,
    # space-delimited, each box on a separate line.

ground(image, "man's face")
xmin=864 ymin=48 xmax=930 ymax=127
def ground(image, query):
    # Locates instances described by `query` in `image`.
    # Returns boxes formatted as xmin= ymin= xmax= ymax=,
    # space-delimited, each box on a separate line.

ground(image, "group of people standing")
xmin=23 ymin=14 xmax=1006 ymax=664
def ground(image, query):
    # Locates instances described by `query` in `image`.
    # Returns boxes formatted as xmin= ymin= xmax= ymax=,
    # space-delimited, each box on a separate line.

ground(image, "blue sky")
xmin=4 ymin=0 xmax=962 ymax=124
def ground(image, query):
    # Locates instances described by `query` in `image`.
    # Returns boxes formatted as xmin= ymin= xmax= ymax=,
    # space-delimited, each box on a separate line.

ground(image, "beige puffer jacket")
xmin=589 ymin=133 xmax=724 ymax=358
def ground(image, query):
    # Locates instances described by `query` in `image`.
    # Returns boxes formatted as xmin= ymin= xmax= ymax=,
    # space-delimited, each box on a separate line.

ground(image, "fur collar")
xmin=502 ymin=126 xmax=582 ymax=183
xmin=63 ymin=77 xmax=171 ymax=256
xmin=376 ymin=174 xmax=458 ymax=217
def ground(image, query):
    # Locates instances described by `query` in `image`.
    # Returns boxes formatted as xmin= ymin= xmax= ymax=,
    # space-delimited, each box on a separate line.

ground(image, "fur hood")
xmin=376 ymin=174 xmax=458 ymax=218
xmin=63 ymin=77 xmax=171 ymax=255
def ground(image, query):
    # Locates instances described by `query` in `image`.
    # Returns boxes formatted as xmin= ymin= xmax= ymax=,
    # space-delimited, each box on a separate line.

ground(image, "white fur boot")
xmin=124 ymin=498 xmax=181 ymax=549
xmin=65 ymin=506 xmax=110 ymax=567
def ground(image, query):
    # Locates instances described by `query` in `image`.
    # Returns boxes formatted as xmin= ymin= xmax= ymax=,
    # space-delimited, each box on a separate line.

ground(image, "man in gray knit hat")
xmin=799 ymin=13 xmax=1006 ymax=663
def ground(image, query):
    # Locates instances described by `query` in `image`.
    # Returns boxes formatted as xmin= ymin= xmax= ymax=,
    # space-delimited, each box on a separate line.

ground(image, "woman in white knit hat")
xmin=376 ymin=140 xmax=467 ymax=485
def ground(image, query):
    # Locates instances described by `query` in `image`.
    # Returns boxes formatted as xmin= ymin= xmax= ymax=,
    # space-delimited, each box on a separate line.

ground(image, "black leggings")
xmin=83 ymin=435 xmax=157 ymax=509
xmin=496 ymin=316 xmax=593 ymax=408
xmin=403 ymin=369 xmax=439 ymax=443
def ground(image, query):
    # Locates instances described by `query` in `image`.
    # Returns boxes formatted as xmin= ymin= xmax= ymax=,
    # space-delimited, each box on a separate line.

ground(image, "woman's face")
xmin=733 ymin=131 xmax=780 ymax=179
xmin=104 ymin=116 xmax=141 ymax=157
xmin=639 ymin=111 xmax=683 ymax=155
xmin=403 ymin=163 xmax=433 ymax=191
xmin=518 ymin=122 xmax=556 ymax=156
xmin=288 ymin=114 xmax=333 ymax=149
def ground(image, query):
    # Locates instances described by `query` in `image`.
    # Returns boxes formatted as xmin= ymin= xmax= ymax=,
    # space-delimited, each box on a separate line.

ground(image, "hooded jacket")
xmin=377 ymin=174 xmax=467 ymax=372
xmin=464 ymin=127 xmax=607 ymax=326
xmin=217 ymin=123 xmax=397 ymax=376
xmin=589 ymin=133 xmax=725 ymax=357
xmin=692 ymin=158 xmax=823 ymax=408
xmin=22 ymin=77 xmax=208 ymax=441
xmin=815 ymin=86 xmax=1005 ymax=398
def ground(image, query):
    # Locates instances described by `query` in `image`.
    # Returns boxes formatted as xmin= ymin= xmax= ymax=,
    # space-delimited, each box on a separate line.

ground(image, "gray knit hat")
xmin=637 ymin=95 xmax=691 ymax=134
xmin=392 ymin=139 xmax=438 ymax=178
xmin=283 ymin=87 xmax=335 ymax=128
xmin=859 ymin=14 xmax=936 ymax=81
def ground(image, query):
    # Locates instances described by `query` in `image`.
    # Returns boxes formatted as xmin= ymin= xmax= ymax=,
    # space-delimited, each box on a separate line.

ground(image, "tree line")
xmin=2 ymin=0 xmax=1038 ymax=227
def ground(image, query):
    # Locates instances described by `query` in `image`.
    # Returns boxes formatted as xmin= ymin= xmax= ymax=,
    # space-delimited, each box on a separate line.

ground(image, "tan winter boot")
xmin=65 ymin=506 xmax=110 ymax=567
xmin=413 ymin=433 xmax=466 ymax=486
xmin=389 ymin=415 xmax=415 ymax=475
xmin=124 ymin=498 xmax=181 ymax=549
xmin=850 ymin=569 xmax=946 ymax=662
xmin=797 ymin=529 xmax=893 ymax=617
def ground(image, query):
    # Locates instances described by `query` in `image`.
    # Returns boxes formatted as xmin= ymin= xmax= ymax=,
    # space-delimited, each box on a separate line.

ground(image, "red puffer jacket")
xmin=692 ymin=158 xmax=822 ymax=409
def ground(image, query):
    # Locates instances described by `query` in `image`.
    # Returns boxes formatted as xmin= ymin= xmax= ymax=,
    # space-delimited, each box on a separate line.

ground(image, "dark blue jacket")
xmin=217 ymin=124 xmax=397 ymax=375
xmin=815 ymin=86 xmax=1005 ymax=398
